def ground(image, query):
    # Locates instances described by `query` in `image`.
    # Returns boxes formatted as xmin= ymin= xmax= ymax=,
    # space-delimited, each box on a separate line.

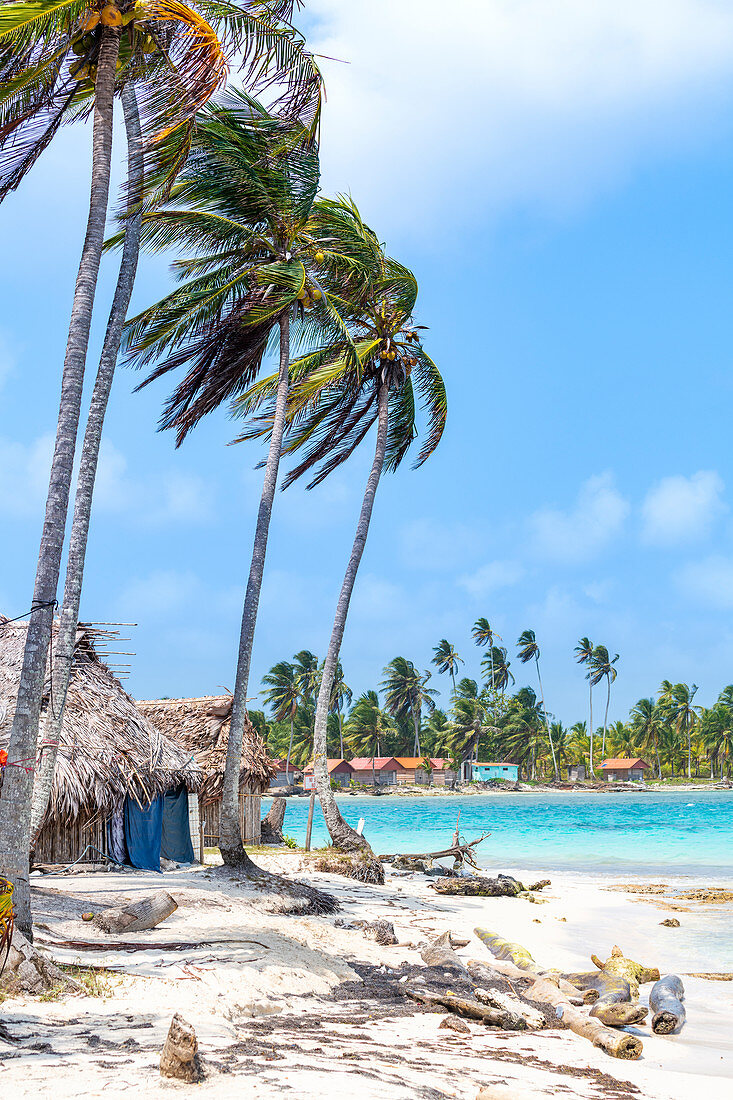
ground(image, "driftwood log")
xmin=379 ymin=831 xmax=490 ymax=865
xmin=159 ymin=1013 xmax=203 ymax=1082
xmin=405 ymin=987 xmax=526 ymax=1029
xmin=649 ymin=975 xmax=686 ymax=1034
xmin=260 ymin=799 xmax=286 ymax=844
xmin=433 ymin=875 xmax=524 ymax=898
xmin=93 ymin=891 xmax=178 ymax=935
xmin=562 ymin=971 xmax=647 ymax=1026
xmin=474 ymin=928 xmax=643 ymax=1059
xmin=591 ymin=945 xmax=659 ymax=999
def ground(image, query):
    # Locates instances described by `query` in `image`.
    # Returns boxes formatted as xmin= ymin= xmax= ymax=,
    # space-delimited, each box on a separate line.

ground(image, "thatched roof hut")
xmin=0 ymin=616 xmax=201 ymax=848
xmin=137 ymin=695 xmax=275 ymax=801
xmin=137 ymin=696 xmax=276 ymax=848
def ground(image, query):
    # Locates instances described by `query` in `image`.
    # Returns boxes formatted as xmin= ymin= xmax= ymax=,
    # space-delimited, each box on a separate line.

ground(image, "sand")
xmin=1 ymin=855 xmax=732 ymax=1100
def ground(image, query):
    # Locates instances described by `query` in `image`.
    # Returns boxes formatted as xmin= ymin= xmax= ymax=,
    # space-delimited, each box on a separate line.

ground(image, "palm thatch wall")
xmin=137 ymin=695 xmax=276 ymax=846
xmin=0 ymin=616 xmax=202 ymax=863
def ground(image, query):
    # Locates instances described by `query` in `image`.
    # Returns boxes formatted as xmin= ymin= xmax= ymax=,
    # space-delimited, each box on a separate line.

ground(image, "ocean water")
xmin=262 ymin=790 xmax=733 ymax=878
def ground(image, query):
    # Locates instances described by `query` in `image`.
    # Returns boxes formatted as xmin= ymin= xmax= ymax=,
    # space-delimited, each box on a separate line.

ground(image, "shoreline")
xmin=273 ymin=781 xmax=733 ymax=798
xmin=4 ymin=853 xmax=733 ymax=1098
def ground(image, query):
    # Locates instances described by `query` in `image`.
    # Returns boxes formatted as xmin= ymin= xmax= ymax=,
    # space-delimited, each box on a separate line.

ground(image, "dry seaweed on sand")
xmin=312 ymin=852 xmax=385 ymax=884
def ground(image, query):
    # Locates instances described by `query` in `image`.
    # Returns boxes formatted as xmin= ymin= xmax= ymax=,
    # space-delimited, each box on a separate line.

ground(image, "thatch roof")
xmin=136 ymin=695 xmax=276 ymax=800
xmin=0 ymin=616 xmax=202 ymax=824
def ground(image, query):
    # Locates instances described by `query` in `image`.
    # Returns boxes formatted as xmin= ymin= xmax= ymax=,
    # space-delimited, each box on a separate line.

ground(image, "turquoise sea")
xmin=262 ymin=790 xmax=733 ymax=878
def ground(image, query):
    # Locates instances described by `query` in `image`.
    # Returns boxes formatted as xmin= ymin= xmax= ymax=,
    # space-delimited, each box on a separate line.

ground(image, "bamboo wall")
xmin=199 ymin=787 xmax=261 ymax=848
xmin=34 ymin=813 xmax=107 ymax=865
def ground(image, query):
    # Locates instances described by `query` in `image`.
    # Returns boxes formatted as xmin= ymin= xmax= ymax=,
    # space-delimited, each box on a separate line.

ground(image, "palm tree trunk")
xmin=535 ymin=656 xmax=558 ymax=780
xmin=0 ymin=30 xmax=120 ymax=936
xmin=286 ymin=716 xmax=293 ymax=784
xmin=312 ymin=381 xmax=390 ymax=852
xmin=588 ymin=680 xmax=595 ymax=778
xmin=602 ymin=677 xmax=611 ymax=757
xmin=220 ymin=311 xmax=291 ymax=867
xmin=338 ymin=712 xmax=344 ymax=758
xmin=29 ymin=83 xmax=143 ymax=846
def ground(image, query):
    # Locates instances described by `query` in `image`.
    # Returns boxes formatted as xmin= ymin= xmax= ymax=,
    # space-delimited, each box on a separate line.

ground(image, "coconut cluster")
xmin=69 ymin=2 xmax=157 ymax=85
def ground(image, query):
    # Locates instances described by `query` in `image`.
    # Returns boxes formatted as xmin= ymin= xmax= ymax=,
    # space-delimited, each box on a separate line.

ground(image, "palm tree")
xmin=630 ymin=698 xmax=663 ymax=778
xmin=328 ymin=661 xmax=352 ymax=758
xmin=236 ymin=229 xmax=446 ymax=850
xmin=481 ymin=645 xmax=514 ymax=693
xmin=382 ymin=658 xmax=438 ymax=759
xmin=666 ymin=682 xmax=701 ymax=781
xmin=501 ymin=687 xmax=545 ymax=780
xmin=261 ymin=661 xmax=300 ymax=783
xmin=473 ymin=618 xmax=500 ymax=694
xmin=516 ymin=629 xmax=558 ymax=780
xmin=432 ymin=639 xmax=463 ymax=701
xmin=569 ymin=720 xmax=590 ymax=772
xmin=293 ymin=650 xmax=320 ymax=717
xmin=121 ymin=95 xmax=363 ymax=867
xmin=574 ymin=637 xmax=595 ymax=777
xmin=608 ymin=720 xmax=635 ymax=757
xmin=589 ymin=645 xmax=619 ymax=759
xmin=449 ymin=678 xmax=494 ymax=778
xmin=344 ymin=691 xmax=394 ymax=784
xmin=0 ymin=0 xmax=321 ymax=930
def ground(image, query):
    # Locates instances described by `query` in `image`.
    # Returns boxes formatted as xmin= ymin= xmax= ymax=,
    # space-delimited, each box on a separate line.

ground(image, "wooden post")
xmin=199 ymin=817 xmax=205 ymax=865
xmin=305 ymin=789 xmax=316 ymax=851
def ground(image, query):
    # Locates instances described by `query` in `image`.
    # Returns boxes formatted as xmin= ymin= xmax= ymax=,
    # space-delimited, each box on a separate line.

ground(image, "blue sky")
xmin=4 ymin=1 xmax=733 ymax=725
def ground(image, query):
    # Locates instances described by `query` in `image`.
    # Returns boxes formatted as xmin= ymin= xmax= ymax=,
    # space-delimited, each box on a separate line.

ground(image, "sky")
xmin=4 ymin=0 xmax=733 ymax=726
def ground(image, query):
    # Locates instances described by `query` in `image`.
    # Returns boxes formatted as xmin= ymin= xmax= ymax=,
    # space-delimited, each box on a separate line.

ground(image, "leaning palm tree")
xmin=589 ymin=645 xmax=619 ymax=758
xmin=574 ymin=637 xmax=595 ymax=776
xmin=0 ymin=0 xmax=321 ymax=929
xmin=516 ymin=629 xmax=558 ymax=780
xmin=382 ymin=658 xmax=438 ymax=758
xmin=328 ymin=661 xmax=352 ymax=758
xmin=120 ymin=94 xmax=363 ymax=867
xmin=473 ymin=618 xmax=500 ymax=691
xmin=481 ymin=645 xmax=514 ymax=693
xmin=432 ymin=639 xmax=463 ymax=702
xmin=235 ymin=233 xmax=446 ymax=851
xmin=261 ymin=660 xmax=300 ymax=783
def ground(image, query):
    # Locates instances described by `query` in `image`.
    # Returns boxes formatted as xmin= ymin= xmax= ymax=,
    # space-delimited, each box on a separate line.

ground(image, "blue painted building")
xmin=471 ymin=761 xmax=519 ymax=782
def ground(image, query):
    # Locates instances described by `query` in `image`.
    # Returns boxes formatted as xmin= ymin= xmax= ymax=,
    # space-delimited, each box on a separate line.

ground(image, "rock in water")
xmin=160 ymin=1014 xmax=203 ymax=1082
xmin=660 ymin=918 xmax=681 ymax=928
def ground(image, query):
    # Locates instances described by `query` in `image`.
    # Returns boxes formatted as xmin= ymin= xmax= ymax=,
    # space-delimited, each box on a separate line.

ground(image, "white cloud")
xmin=641 ymin=470 xmax=725 ymax=545
xmin=675 ymin=554 xmax=733 ymax=608
xmin=0 ymin=434 xmax=54 ymax=516
xmin=458 ymin=559 xmax=525 ymax=598
xmin=529 ymin=473 xmax=629 ymax=562
xmin=308 ymin=0 xmax=733 ymax=231
xmin=400 ymin=518 xmax=481 ymax=571
xmin=0 ymin=435 xmax=212 ymax=526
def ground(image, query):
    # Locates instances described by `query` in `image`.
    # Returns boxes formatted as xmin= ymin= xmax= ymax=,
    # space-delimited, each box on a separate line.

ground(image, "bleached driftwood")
xmin=379 ymin=832 xmax=490 ymax=864
xmin=474 ymin=927 xmax=643 ymax=1059
xmin=650 ymin=975 xmax=686 ymax=1034
xmin=160 ymin=1013 xmax=203 ymax=1082
xmin=93 ymin=891 xmax=177 ymax=935
xmin=590 ymin=945 xmax=660 ymax=999
xmin=405 ymin=986 xmax=526 ymax=1029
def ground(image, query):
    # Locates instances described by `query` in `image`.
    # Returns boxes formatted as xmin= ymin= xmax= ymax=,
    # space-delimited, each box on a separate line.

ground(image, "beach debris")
xmin=677 ymin=887 xmax=733 ymax=904
xmin=590 ymin=945 xmax=660 ymax=999
xmin=649 ymin=975 xmax=686 ymax=1034
xmin=439 ymin=1014 xmax=471 ymax=1034
xmin=560 ymin=970 xmax=647 ymax=1025
xmin=474 ymin=987 xmax=545 ymax=1029
xmin=433 ymin=874 xmax=524 ymax=898
xmin=527 ymin=879 xmax=551 ymax=891
xmin=81 ymin=912 xmax=95 ymax=922
xmin=421 ymin=931 xmax=470 ymax=973
xmin=159 ymin=1013 xmax=203 ymax=1082
xmin=474 ymin=928 xmax=643 ymax=1059
xmin=684 ymin=971 xmax=733 ymax=981
xmin=92 ymin=891 xmax=178 ymax=934
xmin=359 ymin=919 xmax=398 ymax=946
xmin=660 ymin=918 xmax=681 ymax=927
xmin=261 ymin=799 xmax=286 ymax=844
xmin=379 ymin=831 xmax=491 ymax=869
xmin=406 ymin=985 xmax=527 ymax=1029
xmin=312 ymin=853 xmax=385 ymax=884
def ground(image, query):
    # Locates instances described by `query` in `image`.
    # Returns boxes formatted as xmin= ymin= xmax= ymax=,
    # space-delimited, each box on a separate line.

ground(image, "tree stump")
xmin=261 ymin=799 xmax=286 ymax=845
xmin=650 ymin=975 xmax=686 ymax=1034
xmin=160 ymin=1013 xmax=203 ymax=1082
xmin=93 ymin=891 xmax=177 ymax=935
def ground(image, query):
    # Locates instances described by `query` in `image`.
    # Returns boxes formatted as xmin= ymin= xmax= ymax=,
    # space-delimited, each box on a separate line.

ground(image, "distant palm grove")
xmin=253 ymin=624 xmax=733 ymax=782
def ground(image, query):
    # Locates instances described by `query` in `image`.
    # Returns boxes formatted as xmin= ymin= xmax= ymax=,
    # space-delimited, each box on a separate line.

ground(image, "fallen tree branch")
xmin=35 ymin=935 xmax=270 ymax=953
xmin=405 ymin=986 xmax=526 ymax=1029
xmin=378 ymin=832 xmax=491 ymax=863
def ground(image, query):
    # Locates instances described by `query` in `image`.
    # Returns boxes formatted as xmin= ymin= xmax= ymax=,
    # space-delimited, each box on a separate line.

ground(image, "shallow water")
xmin=262 ymin=790 xmax=733 ymax=878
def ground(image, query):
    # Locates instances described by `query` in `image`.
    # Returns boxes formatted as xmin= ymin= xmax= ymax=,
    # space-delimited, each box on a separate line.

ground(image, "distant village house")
xmin=600 ymin=757 xmax=650 ymax=782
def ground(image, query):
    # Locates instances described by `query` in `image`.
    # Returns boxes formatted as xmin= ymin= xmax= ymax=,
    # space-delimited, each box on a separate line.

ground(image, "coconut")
xmin=83 ymin=10 xmax=101 ymax=30
xmin=100 ymin=4 xmax=122 ymax=26
xmin=314 ymin=251 xmax=325 ymax=262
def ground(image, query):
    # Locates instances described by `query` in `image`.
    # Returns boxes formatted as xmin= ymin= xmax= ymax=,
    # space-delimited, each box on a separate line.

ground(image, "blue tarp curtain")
xmin=121 ymin=786 xmax=194 ymax=871
xmin=161 ymin=785 xmax=195 ymax=863
xmin=124 ymin=794 xmax=164 ymax=872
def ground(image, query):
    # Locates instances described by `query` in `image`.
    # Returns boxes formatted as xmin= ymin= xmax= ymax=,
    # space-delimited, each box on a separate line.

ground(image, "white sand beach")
xmin=1 ymin=854 xmax=731 ymax=1100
